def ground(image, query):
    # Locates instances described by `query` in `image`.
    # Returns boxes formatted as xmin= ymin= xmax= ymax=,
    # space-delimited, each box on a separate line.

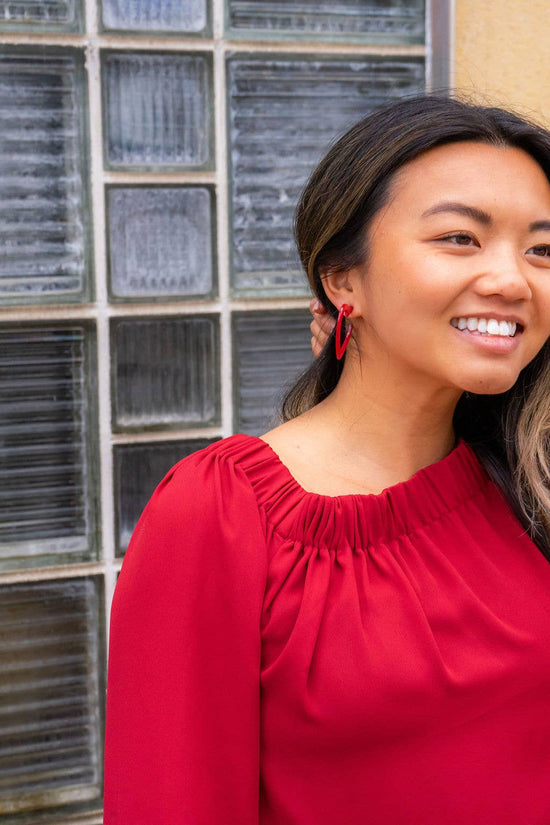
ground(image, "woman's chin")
xmin=459 ymin=374 xmax=519 ymax=396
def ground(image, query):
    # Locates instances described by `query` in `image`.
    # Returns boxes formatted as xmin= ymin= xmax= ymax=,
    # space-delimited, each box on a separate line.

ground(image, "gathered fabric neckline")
xmin=216 ymin=434 xmax=492 ymax=549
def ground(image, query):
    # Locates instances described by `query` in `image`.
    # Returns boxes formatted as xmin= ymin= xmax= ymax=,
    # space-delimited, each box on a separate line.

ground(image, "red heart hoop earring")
xmin=335 ymin=304 xmax=354 ymax=360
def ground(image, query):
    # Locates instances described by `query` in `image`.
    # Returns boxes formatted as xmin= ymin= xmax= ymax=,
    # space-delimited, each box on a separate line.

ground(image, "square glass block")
xmin=112 ymin=315 xmax=220 ymax=431
xmin=233 ymin=310 xmax=312 ymax=435
xmin=0 ymin=49 xmax=90 ymax=303
xmin=0 ymin=0 xmax=82 ymax=32
xmin=101 ymin=0 xmax=208 ymax=34
xmin=107 ymin=186 xmax=216 ymax=301
xmin=226 ymin=0 xmax=425 ymax=44
xmin=0 ymin=325 xmax=98 ymax=572
xmin=103 ymin=52 xmax=213 ymax=170
xmin=0 ymin=578 xmax=104 ymax=822
xmin=114 ymin=438 xmax=217 ymax=554
xmin=228 ymin=54 xmax=425 ymax=294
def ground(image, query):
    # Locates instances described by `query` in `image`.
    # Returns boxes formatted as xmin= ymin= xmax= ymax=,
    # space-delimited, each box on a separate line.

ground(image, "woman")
xmin=104 ymin=96 xmax=550 ymax=824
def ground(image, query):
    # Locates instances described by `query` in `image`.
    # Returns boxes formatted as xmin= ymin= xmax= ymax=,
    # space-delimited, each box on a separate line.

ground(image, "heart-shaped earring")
xmin=335 ymin=304 xmax=354 ymax=360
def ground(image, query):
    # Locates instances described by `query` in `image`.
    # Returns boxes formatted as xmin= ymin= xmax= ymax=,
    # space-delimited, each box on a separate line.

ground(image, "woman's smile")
xmin=450 ymin=316 xmax=522 ymax=355
xmin=450 ymin=317 xmax=521 ymax=337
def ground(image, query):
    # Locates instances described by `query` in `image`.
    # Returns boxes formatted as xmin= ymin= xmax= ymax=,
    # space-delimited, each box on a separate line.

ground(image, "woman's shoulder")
xmin=144 ymin=434 xmax=269 ymax=515
xmin=123 ymin=435 xmax=274 ymax=570
xmin=164 ymin=433 xmax=277 ymax=494
xmin=133 ymin=432 xmax=308 ymax=544
xmin=153 ymin=433 xmax=312 ymax=543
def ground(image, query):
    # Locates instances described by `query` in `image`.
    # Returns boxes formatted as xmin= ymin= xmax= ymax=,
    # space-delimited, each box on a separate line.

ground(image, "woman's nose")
xmin=474 ymin=262 xmax=533 ymax=302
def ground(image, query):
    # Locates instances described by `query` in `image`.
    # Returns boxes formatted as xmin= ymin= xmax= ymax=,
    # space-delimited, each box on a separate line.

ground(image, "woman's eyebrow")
xmin=421 ymin=201 xmax=491 ymax=225
xmin=422 ymin=203 xmax=550 ymax=233
xmin=529 ymin=220 xmax=550 ymax=232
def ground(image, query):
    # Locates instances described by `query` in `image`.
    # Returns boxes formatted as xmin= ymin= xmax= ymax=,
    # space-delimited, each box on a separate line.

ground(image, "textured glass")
xmin=107 ymin=187 xmax=215 ymax=300
xmin=0 ymin=578 xmax=103 ymax=818
xmin=114 ymin=439 xmax=217 ymax=554
xmin=0 ymin=50 xmax=88 ymax=302
xmin=112 ymin=316 xmax=220 ymax=430
xmin=228 ymin=55 xmax=424 ymax=293
xmin=103 ymin=52 xmax=212 ymax=169
xmin=233 ymin=311 xmax=312 ymax=435
xmin=0 ymin=326 xmax=97 ymax=571
xmin=102 ymin=0 xmax=207 ymax=33
xmin=0 ymin=0 xmax=80 ymax=31
xmin=227 ymin=0 xmax=424 ymax=43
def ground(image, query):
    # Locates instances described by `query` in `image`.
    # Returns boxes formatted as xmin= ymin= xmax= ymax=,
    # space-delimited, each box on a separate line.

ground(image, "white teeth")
xmin=452 ymin=317 xmax=518 ymax=337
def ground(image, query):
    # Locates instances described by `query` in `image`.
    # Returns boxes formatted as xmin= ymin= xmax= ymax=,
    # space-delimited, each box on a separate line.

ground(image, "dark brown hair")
xmin=282 ymin=94 xmax=550 ymax=559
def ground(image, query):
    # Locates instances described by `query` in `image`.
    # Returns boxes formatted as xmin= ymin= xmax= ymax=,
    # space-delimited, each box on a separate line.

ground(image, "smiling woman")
xmin=292 ymin=99 xmax=550 ymax=548
xmin=104 ymin=97 xmax=550 ymax=824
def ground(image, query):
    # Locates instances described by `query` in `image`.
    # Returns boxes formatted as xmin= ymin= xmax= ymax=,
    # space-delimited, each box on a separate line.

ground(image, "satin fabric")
xmin=104 ymin=435 xmax=550 ymax=824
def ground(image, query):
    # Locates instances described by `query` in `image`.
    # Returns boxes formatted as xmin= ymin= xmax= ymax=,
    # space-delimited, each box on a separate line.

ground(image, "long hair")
xmin=282 ymin=95 xmax=550 ymax=559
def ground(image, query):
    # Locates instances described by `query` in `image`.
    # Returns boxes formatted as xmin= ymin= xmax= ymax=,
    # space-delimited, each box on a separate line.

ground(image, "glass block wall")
xmin=0 ymin=1 xmax=449 ymax=821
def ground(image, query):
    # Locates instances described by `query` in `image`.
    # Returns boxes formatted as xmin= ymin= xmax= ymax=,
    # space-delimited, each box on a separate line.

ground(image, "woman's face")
xmin=353 ymin=140 xmax=550 ymax=396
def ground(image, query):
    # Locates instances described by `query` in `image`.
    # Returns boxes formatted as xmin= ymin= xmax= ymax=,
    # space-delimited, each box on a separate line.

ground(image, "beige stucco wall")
xmin=454 ymin=0 xmax=550 ymax=126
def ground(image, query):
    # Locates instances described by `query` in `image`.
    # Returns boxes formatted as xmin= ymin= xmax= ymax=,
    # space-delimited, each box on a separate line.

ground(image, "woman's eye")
xmin=439 ymin=233 xmax=477 ymax=246
xmin=528 ymin=244 xmax=550 ymax=257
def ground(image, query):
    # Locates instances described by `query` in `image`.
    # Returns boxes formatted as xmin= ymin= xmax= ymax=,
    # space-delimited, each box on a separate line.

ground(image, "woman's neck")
xmin=263 ymin=358 xmax=461 ymax=497
xmin=321 ymin=361 xmax=459 ymax=469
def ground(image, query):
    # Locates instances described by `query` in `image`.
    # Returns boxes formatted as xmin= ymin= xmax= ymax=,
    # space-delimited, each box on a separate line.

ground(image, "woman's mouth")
xmin=450 ymin=317 xmax=523 ymax=337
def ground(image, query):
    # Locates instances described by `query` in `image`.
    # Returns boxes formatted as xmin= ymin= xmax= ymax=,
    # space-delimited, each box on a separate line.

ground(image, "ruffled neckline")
xmin=213 ymin=434 xmax=491 ymax=548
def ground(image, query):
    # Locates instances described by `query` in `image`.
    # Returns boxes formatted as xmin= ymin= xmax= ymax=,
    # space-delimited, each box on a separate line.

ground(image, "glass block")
xmin=227 ymin=0 xmax=425 ymax=43
xmin=114 ymin=438 xmax=218 ymax=554
xmin=107 ymin=186 xmax=216 ymax=301
xmin=0 ymin=0 xmax=82 ymax=32
xmin=103 ymin=52 xmax=213 ymax=170
xmin=112 ymin=316 xmax=220 ymax=431
xmin=0 ymin=578 xmax=103 ymax=820
xmin=233 ymin=310 xmax=312 ymax=435
xmin=0 ymin=325 xmax=98 ymax=571
xmin=228 ymin=55 xmax=425 ymax=294
xmin=0 ymin=49 xmax=90 ymax=303
xmin=102 ymin=0 xmax=207 ymax=33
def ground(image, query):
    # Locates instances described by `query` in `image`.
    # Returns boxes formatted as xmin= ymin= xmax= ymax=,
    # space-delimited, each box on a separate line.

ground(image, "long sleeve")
xmin=103 ymin=448 xmax=268 ymax=824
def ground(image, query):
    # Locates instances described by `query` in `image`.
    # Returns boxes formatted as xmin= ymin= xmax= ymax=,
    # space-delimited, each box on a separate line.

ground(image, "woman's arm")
xmin=103 ymin=451 xmax=267 ymax=825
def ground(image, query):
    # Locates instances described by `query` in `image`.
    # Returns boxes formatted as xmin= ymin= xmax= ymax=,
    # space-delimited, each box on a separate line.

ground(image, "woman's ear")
xmin=320 ymin=267 xmax=363 ymax=318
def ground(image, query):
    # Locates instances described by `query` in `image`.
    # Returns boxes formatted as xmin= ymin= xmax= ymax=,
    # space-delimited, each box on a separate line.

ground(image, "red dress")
xmin=104 ymin=435 xmax=550 ymax=824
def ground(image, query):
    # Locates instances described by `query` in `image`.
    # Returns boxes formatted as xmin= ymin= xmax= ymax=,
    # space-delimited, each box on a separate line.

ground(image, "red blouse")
xmin=104 ymin=435 xmax=550 ymax=824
